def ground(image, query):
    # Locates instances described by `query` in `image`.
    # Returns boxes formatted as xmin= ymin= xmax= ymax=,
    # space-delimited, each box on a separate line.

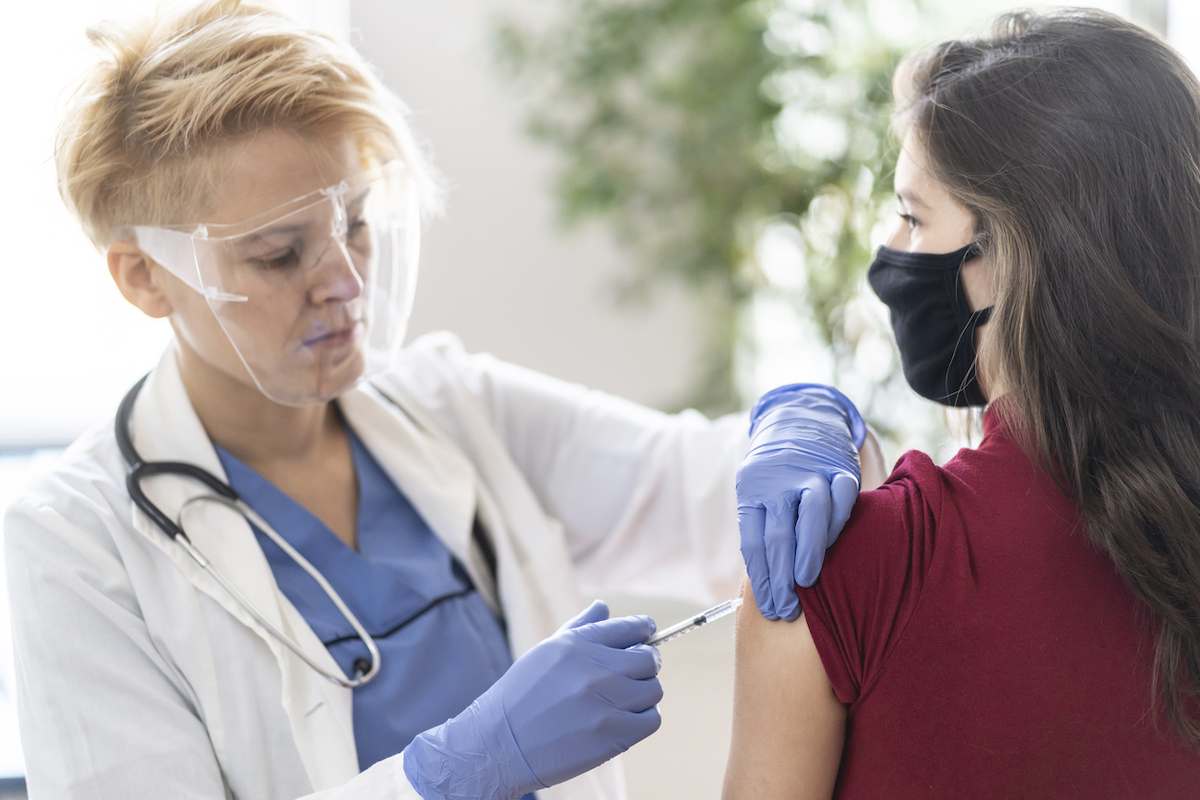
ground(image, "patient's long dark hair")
xmin=896 ymin=9 xmax=1200 ymax=746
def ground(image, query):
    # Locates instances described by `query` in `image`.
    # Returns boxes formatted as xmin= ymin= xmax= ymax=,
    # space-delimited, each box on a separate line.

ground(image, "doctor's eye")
xmin=898 ymin=212 xmax=919 ymax=229
xmin=249 ymin=245 xmax=302 ymax=271
xmin=345 ymin=217 xmax=374 ymax=258
xmin=347 ymin=216 xmax=370 ymax=240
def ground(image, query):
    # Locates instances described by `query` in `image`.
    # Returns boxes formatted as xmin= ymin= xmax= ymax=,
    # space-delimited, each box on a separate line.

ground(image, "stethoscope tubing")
xmin=116 ymin=373 xmax=381 ymax=688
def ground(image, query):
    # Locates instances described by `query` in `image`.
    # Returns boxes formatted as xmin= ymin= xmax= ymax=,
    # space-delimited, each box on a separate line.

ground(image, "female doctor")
xmin=3 ymin=2 xmax=875 ymax=799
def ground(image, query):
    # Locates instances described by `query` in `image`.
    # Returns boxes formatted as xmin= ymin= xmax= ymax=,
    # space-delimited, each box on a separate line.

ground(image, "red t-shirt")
xmin=798 ymin=406 xmax=1200 ymax=798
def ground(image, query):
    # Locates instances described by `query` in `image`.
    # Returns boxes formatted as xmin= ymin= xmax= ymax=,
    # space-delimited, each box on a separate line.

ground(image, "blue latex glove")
xmin=737 ymin=383 xmax=865 ymax=621
xmin=403 ymin=600 xmax=662 ymax=800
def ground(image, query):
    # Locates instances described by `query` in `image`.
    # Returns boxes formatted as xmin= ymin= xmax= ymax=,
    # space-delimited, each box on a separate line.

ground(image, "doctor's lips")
xmin=301 ymin=320 xmax=363 ymax=348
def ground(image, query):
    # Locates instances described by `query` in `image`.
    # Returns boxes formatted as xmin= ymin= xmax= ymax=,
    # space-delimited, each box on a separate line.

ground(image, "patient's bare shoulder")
xmin=860 ymin=425 xmax=890 ymax=491
xmin=722 ymin=578 xmax=846 ymax=800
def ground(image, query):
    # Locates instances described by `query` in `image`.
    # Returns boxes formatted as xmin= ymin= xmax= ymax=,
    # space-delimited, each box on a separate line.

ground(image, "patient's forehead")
xmin=204 ymin=130 xmax=361 ymax=226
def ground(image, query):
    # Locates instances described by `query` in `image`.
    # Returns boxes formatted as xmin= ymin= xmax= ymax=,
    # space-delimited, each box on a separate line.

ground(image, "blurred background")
xmin=1 ymin=1 xmax=1195 ymax=797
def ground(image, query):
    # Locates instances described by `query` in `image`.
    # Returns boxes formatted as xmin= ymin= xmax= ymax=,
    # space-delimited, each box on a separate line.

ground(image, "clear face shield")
xmin=134 ymin=161 xmax=420 ymax=406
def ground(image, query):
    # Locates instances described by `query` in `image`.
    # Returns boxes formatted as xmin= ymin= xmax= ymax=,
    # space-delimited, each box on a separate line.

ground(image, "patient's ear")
xmin=107 ymin=241 xmax=173 ymax=319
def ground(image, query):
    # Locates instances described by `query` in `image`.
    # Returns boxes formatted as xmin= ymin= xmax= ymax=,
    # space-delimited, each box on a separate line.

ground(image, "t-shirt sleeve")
xmin=797 ymin=449 xmax=945 ymax=705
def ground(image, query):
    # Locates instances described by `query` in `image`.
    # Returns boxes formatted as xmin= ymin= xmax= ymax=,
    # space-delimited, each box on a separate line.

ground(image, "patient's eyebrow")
xmin=896 ymin=189 xmax=928 ymax=208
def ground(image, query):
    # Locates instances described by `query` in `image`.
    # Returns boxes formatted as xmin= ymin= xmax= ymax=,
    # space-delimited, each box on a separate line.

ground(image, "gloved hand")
xmin=737 ymin=383 xmax=865 ymax=621
xmin=403 ymin=600 xmax=662 ymax=800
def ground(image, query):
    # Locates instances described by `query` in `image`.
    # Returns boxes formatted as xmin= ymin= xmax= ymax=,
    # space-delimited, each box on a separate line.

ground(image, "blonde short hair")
xmin=57 ymin=0 xmax=441 ymax=248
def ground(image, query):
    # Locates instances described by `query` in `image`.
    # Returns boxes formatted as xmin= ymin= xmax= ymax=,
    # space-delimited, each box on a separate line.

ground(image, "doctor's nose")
xmin=309 ymin=238 xmax=364 ymax=305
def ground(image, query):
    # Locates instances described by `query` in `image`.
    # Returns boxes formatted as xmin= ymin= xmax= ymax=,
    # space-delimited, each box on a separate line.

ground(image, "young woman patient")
xmin=725 ymin=10 xmax=1200 ymax=798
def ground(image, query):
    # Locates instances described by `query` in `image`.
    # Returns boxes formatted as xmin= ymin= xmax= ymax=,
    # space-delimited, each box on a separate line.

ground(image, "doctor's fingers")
xmin=599 ymin=704 xmax=663 ymax=751
xmin=738 ymin=505 xmax=780 ymax=620
xmin=763 ymin=498 xmax=802 ymax=622
xmin=613 ymin=643 xmax=662 ymax=679
xmin=560 ymin=599 xmax=611 ymax=632
xmin=580 ymin=639 xmax=660 ymax=680
xmin=596 ymin=671 xmax=665 ymax=713
xmin=576 ymin=614 xmax=657 ymax=650
xmin=828 ymin=471 xmax=860 ymax=544
xmin=794 ymin=483 xmax=833 ymax=590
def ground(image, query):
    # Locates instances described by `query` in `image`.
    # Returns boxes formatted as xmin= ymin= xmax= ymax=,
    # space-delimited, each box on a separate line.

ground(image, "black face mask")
xmin=867 ymin=243 xmax=992 ymax=407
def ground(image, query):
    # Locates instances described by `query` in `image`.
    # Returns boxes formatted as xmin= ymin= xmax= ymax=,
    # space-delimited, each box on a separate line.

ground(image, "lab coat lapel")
xmin=129 ymin=348 xmax=283 ymax=629
xmin=337 ymin=385 xmax=478 ymax=584
xmin=128 ymin=347 xmax=359 ymax=791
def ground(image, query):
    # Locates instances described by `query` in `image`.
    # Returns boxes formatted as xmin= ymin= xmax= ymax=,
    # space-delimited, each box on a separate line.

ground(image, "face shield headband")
xmin=133 ymin=160 xmax=421 ymax=406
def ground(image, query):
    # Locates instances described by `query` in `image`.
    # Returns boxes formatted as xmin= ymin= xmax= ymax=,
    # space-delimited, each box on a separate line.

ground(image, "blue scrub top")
xmin=215 ymin=423 xmax=530 ymax=786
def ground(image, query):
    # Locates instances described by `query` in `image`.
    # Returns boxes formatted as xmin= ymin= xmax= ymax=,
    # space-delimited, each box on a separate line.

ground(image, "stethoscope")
xmin=115 ymin=374 xmax=382 ymax=688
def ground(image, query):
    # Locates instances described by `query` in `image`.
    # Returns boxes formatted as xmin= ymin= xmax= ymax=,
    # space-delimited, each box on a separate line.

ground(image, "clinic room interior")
xmin=4 ymin=0 xmax=1200 ymax=799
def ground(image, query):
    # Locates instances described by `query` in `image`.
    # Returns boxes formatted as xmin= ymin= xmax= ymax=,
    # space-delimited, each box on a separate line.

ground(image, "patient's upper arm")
xmin=723 ymin=578 xmax=846 ymax=800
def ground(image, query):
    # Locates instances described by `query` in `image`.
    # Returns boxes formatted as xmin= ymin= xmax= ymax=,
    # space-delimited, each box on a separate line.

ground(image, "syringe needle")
xmin=644 ymin=597 xmax=743 ymax=647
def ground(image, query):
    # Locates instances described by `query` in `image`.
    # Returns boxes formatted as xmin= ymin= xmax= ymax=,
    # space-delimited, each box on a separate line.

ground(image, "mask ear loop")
xmin=943 ymin=243 xmax=993 ymax=406
xmin=945 ymin=306 xmax=994 ymax=406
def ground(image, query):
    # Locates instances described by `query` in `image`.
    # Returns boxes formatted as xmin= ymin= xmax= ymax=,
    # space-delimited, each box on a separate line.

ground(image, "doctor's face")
xmin=154 ymin=129 xmax=374 ymax=405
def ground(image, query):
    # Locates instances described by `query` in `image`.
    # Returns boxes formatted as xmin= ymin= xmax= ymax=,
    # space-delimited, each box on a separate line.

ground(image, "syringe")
xmin=644 ymin=597 xmax=743 ymax=647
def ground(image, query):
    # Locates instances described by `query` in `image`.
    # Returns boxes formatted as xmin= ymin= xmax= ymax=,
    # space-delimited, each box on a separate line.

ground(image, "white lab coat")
xmin=4 ymin=332 xmax=752 ymax=800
